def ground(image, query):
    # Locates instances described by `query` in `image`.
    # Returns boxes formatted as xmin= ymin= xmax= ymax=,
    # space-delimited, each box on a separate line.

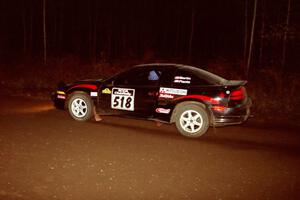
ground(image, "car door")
xmin=97 ymin=66 xmax=161 ymax=118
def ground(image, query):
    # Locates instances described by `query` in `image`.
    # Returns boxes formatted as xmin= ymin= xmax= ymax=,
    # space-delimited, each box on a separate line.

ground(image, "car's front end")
xmin=51 ymin=82 xmax=68 ymax=109
xmin=51 ymin=79 xmax=103 ymax=109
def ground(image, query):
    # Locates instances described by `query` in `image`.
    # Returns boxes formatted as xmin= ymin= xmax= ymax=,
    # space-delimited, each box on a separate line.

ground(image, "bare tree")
xmin=88 ymin=1 xmax=98 ymax=64
xmin=22 ymin=3 xmax=27 ymax=57
xmin=281 ymin=0 xmax=291 ymax=71
xmin=174 ymin=11 xmax=181 ymax=57
xmin=243 ymin=0 xmax=248 ymax=66
xmin=246 ymin=0 xmax=258 ymax=78
xmin=43 ymin=0 xmax=47 ymax=64
xmin=58 ymin=1 xmax=64 ymax=56
xmin=21 ymin=1 xmax=33 ymax=62
xmin=188 ymin=10 xmax=195 ymax=62
xmin=258 ymin=0 xmax=266 ymax=67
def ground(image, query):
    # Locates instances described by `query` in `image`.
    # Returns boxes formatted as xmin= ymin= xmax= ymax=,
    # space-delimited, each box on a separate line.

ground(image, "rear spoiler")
xmin=225 ymin=80 xmax=248 ymax=86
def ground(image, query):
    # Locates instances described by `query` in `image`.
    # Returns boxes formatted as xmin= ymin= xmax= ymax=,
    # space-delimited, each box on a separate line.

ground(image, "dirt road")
xmin=0 ymin=96 xmax=299 ymax=200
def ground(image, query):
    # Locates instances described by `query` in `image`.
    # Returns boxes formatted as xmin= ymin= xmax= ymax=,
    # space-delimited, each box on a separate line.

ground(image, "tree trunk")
xmin=243 ymin=0 xmax=248 ymax=67
xmin=58 ymin=2 xmax=64 ymax=56
xmin=88 ymin=1 xmax=92 ymax=62
xmin=188 ymin=10 xmax=195 ymax=63
xmin=92 ymin=11 xmax=98 ymax=64
xmin=258 ymin=0 xmax=266 ymax=67
xmin=22 ymin=1 xmax=33 ymax=63
xmin=246 ymin=0 xmax=258 ymax=78
xmin=53 ymin=3 xmax=57 ymax=55
xmin=22 ymin=3 xmax=27 ymax=58
xmin=43 ymin=0 xmax=47 ymax=65
xmin=174 ymin=15 xmax=180 ymax=57
xmin=28 ymin=4 xmax=33 ymax=62
xmin=281 ymin=0 xmax=291 ymax=72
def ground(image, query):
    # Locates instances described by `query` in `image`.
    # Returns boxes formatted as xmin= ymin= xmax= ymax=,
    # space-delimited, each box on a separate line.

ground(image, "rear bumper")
xmin=211 ymin=99 xmax=251 ymax=126
xmin=213 ymin=111 xmax=250 ymax=126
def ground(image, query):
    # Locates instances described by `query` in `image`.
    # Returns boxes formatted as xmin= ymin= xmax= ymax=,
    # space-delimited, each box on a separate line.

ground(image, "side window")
xmin=113 ymin=71 xmax=131 ymax=85
xmin=159 ymin=68 xmax=176 ymax=86
xmin=148 ymin=70 xmax=160 ymax=81
xmin=114 ymin=68 xmax=162 ymax=86
xmin=173 ymin=70 xmax=210 ymax=86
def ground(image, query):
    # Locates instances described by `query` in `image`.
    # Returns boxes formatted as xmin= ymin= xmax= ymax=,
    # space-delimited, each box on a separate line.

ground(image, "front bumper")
xmin=51 ymin=91 xmax=66 ymax=109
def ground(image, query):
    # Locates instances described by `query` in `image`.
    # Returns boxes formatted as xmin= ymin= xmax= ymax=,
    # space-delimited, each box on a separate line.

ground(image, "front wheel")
xmin=174 ymin=103 xmax=209 ymax=138
xmin=68 ymin=92 xmax=93 ymax=121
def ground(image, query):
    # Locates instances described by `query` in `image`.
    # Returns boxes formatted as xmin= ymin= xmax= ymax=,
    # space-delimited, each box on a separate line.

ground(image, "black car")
xmin=52 ymin=63 xmax=251 ymax=138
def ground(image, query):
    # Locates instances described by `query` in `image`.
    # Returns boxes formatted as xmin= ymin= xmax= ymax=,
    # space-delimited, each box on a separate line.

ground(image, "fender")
xmin=66 ymin=84 xmax=99 ymax=100
xmin=67 ymin=84 xmax=97 ymax=92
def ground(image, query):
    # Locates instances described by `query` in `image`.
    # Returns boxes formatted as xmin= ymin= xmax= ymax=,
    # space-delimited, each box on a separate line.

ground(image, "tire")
xmin=67 ymin=92 xmax=93 ymax=121
xmin=174 ymin=102 xmax=209 ymax=138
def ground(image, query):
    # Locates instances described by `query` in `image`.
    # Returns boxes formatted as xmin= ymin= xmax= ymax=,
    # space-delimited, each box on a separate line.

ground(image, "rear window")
xmin=181 ymin=66 xmax=227 ymax=85
xmin=173 ymin=69 xmax=211 ymax=86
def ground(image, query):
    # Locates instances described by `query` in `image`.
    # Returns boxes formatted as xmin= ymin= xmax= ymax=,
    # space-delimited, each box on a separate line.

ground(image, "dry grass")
xmin=248 ymin=68 xmax=300 ymax=119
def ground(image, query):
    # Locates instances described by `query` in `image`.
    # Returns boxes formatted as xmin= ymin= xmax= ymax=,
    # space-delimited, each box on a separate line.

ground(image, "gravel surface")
xmin=0 ymin=96 xmax=299 ymax=200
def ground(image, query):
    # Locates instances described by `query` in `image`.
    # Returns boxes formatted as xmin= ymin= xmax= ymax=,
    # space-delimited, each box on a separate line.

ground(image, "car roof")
xmin=134 ymin=63 xmax=227 ymax=85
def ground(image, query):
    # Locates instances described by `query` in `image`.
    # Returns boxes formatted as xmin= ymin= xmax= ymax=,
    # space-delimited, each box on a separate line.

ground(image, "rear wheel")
xmin=68 ymin=92 xmax=93 ymax=121
xmin=174 ymin=102 xmax=209 ymax=138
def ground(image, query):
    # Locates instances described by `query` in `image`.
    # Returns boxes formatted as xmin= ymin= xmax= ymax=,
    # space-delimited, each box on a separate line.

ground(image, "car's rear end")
xmin=210 ymin=80 xmax=252 ymax=126
xmin=180 ymin=66 xmax=252 ymax=127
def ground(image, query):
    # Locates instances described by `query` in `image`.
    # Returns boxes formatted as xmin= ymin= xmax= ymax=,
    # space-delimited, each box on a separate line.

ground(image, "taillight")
xmin=219 ymin=92 xmax=225 ymax=98
xmin=230 ymin=86 xmax=246 ymax=101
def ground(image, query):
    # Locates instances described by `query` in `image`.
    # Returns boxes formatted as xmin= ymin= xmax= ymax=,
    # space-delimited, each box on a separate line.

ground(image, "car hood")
xmin=73 ymin=79 xmax=104 ymax=85
xmin=57 ymin=79 xmax=104 ymax=91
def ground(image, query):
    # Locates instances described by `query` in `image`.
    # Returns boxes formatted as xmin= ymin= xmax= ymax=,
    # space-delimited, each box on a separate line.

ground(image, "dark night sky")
xmin=0 ymin=0 xmax=299 ymax=71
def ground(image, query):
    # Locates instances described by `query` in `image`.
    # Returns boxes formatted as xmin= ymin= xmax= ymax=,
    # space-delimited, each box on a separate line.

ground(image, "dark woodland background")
xmin=0 ymin=0 xmax=299 ymax=120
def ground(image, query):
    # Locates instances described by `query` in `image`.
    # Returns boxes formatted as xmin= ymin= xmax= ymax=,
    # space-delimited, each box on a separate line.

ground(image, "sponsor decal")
xmin=90 ymin=92 xmax=98 ymax=97
xmin=57 ymin=94 xmax=66 ymax=99
xmin=102 ymin=88 xmax=111 ymax=94
xmin=159 ymin=93 xmax=174 ymax=99
xmin=155 ymin=108 xmax=171 ymax=114
xmin=174 ymin=76 xmax=191 ymax=80
xmin=174 ymin=76 xmax=191 ymax=84
xmin=111 ymin=87 xmax=135 ymax=111
xmin=159 ymin=87 xmax=187 ymax=96
xmin=174 ymin=79 xmax=191 ymax=84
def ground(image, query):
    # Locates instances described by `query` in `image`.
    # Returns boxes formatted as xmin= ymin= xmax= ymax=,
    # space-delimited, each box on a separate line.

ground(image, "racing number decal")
xmin=111 ymin=88 xmax=135 ymax=111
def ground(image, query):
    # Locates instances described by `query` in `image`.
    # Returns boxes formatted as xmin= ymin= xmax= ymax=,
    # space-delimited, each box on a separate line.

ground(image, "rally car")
xmin=52 ymin=63 xmax=251 ymax=138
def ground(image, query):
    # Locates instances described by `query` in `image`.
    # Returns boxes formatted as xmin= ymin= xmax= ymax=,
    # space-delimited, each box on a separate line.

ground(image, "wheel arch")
xmin=66 ymin=89 xmax=92 ymax=109
xmin=67 ymin=88 xmax=91 ymax=96
xmin=170 ymin=100 xmax=212 ymax=123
